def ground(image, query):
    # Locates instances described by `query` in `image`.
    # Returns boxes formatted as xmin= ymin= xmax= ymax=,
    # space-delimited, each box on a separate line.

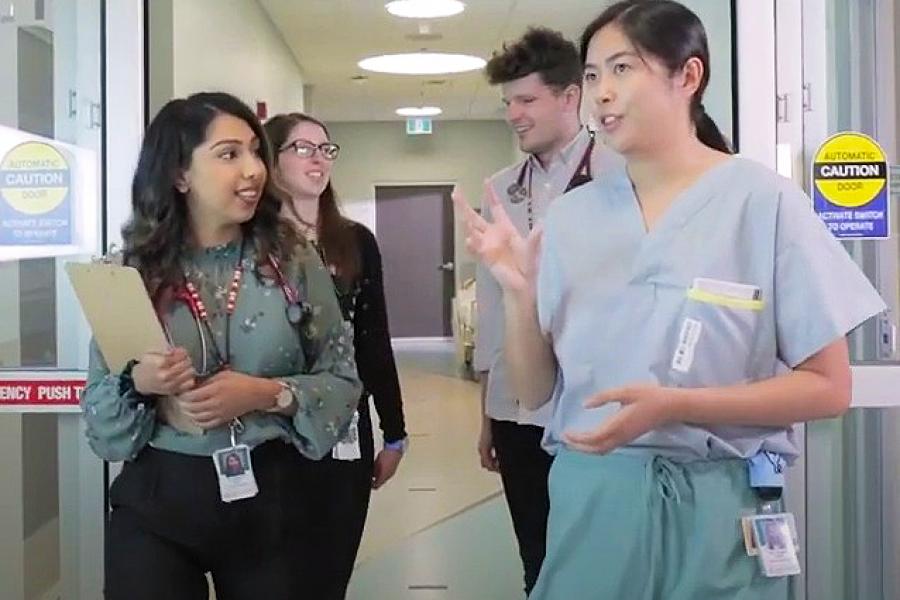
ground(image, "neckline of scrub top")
xmin=621 ymin=156 xmax=739 ymax=284
xmin=622 ymin=155 xmax=738 ymax=239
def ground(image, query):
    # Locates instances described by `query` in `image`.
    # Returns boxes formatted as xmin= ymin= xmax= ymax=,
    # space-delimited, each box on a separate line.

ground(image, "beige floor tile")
xmin=359 ymin=367 xmax=502 ymax=563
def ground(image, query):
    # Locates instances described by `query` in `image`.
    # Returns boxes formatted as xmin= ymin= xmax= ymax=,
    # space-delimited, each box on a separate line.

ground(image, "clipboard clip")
xmin=92 ymin=244 xmax=124 ymax=265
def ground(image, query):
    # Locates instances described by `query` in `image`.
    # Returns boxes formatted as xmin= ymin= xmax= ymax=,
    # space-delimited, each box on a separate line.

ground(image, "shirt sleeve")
xmin=535 ymin=212 xmax=566 ymax=409
xmin=536 ymin=219 xmax=565 ymax=339
xmin=473 ymin=193 xmax=505 ymax=373
xmin=352 ymin=225 xmax=407 ymax=444
xmin=80 ymin=339 xmax=158 ymax=462
xmin=773 ymin=181 xmax=887 ymax=367
xmin=280 ymin=243 xmax=364 ymax=459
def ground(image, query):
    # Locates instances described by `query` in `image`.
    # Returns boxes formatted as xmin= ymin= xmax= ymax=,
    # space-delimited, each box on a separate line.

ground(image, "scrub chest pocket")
xmin=659 ymin=277 xmax=764 ymax=388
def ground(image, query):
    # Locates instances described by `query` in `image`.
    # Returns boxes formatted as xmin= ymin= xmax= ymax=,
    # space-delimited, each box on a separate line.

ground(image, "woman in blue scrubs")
xmin=455 ymin=1 xmax=885 ymax=598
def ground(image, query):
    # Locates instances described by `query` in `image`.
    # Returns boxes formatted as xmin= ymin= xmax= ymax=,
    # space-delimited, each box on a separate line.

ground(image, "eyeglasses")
xmin=280 ymin=140 xmax=341 ymax=161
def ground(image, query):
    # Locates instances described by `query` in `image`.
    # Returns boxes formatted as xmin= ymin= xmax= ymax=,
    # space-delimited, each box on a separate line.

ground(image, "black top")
xmin=327 ymin=222 xmax=407 ymax=444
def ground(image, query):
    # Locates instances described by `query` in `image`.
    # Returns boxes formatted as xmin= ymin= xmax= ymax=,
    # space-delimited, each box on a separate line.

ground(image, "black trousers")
xmin=105 ymin=441 xmax=311 ymax=600
xmin=491 ymin=419 xmax=554 ymax=596
xmin=297 ymin=401 xmax=375 ymax=600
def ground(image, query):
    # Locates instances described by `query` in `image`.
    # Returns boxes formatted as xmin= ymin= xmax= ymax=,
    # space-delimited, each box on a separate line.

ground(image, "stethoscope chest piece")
xmin=286 ymin=302 xmax=304 ymax=325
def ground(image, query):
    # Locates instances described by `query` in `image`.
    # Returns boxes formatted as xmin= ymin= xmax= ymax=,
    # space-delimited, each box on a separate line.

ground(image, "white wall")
xmin=155 ymin=0 xmax=304 ymax=118
xmin=326 ymin=120 xmax=517 ymax=285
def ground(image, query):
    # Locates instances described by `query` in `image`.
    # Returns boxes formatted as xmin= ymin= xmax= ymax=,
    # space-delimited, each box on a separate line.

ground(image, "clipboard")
xmin=65 ymin=262 xmax=202 ymax=435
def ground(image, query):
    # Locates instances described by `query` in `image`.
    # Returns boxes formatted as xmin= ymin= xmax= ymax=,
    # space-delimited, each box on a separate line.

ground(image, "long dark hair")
xmin=264 ymin=112 xmax=361 ymax=289
xmin=122 ymin=92 xmax=297 ymax=299
xmin=580 ymin=0 xmax=732 ymax=153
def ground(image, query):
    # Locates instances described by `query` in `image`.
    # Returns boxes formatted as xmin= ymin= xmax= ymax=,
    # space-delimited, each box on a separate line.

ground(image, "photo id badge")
xmin=213 ymin=444 xmax=258 ymax=502
xmin=332 ymin=410 xmax=361 ymax=461
xmin=742 ymin=513 xmax=801 ymax=577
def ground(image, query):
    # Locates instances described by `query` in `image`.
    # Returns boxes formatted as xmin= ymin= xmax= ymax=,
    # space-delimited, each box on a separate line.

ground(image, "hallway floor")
xmin=346 ymin=342 xmax=525 ymax=599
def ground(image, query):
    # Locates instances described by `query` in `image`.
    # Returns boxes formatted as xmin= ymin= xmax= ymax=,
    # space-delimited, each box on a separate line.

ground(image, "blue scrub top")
xmin=537 ymin=157 xmax=885 ymax=461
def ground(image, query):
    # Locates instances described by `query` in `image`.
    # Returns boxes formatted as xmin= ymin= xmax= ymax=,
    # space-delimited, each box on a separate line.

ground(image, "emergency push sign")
xmin=812 ymin=132 xmax=890 ymax=239
xmin=0 ymin=375 xmax=84 ymax=412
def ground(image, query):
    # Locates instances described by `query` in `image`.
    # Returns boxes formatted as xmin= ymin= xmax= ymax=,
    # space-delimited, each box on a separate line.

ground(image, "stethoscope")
xmin=267 ymin=253 xmax=312 ymax=327
xmin=170 ymin=249 xmax=312 ymax=377
xmin=506 ymin=132 xmax=596 ymax=229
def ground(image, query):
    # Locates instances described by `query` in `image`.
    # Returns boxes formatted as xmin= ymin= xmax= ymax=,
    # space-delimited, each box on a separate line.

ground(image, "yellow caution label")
xmin=813 ymin=133 xmax=887 ymax=208
xmin=0 ymin=142 xmax=70 ymax=215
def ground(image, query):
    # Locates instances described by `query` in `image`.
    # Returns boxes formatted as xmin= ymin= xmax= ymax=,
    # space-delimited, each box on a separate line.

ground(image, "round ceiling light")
xmin=385 ymin=0 xmax=465 ymax=19
xmin=396 ymin=106 xmax=443 ymax=117
xmin=359 ymin=52 xmax=485 ymax=75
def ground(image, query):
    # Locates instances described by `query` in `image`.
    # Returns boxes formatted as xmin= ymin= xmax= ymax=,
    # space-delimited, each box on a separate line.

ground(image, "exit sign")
xmin=406 ymin=117 xmax=433 ymax=135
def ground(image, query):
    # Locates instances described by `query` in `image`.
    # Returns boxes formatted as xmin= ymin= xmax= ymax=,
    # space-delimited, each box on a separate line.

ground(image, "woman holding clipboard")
xmin=80 ymin=92 xmax=361 ymax=599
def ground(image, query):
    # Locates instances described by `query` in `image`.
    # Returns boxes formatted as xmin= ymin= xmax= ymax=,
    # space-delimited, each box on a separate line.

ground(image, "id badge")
xmin=332 ymin=410 xmax=361 ymax=461
xmin=213 ymin=444 xmax=258 ymax=502
xmin=740 ymin=512 xmax=801 ymax=577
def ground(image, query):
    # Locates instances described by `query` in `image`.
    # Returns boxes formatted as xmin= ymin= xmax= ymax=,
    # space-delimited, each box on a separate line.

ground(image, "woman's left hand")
xmin=563 ymin=384 xmax=681 ymax=454
xmin=177 ymin=370 xmax=272 ymax=429
xmin=371 ymin=448 xmax=403 ymax=490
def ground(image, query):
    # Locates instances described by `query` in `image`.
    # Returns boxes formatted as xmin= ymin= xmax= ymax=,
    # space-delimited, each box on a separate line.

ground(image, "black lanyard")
xmin=507 ymin=133 xmax=596 ymax=230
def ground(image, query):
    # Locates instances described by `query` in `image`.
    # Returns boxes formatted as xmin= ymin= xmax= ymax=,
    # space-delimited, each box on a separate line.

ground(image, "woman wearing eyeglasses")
xmin=81 ymin=93 xmax=362 ymax=599
xmin=265 ymin=112 xmax=408 ymax=600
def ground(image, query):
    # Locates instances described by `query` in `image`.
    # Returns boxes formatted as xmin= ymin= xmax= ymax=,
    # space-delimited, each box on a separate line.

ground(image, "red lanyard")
xmin=178 ymin=240 xmax=246 ymax=370
xmin=183 ymin=261 xmax=244 ymax=321
xmin=175 ymin=243 xmax=308 ymax=372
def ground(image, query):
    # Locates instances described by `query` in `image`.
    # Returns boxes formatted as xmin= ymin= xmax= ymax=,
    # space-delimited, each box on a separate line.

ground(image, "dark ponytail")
xmin=692 ymin=103 xmax=731 ymax=154
xmin=581 ymin=0 xmax=732 ymax=153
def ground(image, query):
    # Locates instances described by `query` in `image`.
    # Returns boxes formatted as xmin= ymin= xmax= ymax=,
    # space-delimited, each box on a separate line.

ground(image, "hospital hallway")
xmin=346 ymin=342 xmax=523 ymax=600
xmin=3 ymin=1 xmax=900 ymax=599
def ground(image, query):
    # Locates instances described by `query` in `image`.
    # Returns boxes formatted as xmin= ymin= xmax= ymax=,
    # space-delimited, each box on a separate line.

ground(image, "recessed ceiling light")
xmin=385 ymin=0 xmax=465 ymax=19
xmin=359 ymin=52 xmax=485 ymax=75
xmin=396 ymin=106 xmax=443 ymax=117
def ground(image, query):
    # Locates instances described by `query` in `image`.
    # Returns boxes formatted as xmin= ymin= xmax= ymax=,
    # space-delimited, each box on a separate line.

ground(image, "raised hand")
xmin=453 ymin=180 xmax=543 ymax=296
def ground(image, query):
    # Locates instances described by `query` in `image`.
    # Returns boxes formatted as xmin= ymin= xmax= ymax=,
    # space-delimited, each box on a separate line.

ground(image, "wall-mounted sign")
xmin=812 ymin=132 xmax=889 ymax=240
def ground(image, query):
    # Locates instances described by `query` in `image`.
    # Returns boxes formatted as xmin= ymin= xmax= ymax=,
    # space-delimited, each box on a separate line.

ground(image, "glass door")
xmin=0 ymin=0 xmax=105 ymax=598
xmin=795 ymin=1 xmax=900 ymax=599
